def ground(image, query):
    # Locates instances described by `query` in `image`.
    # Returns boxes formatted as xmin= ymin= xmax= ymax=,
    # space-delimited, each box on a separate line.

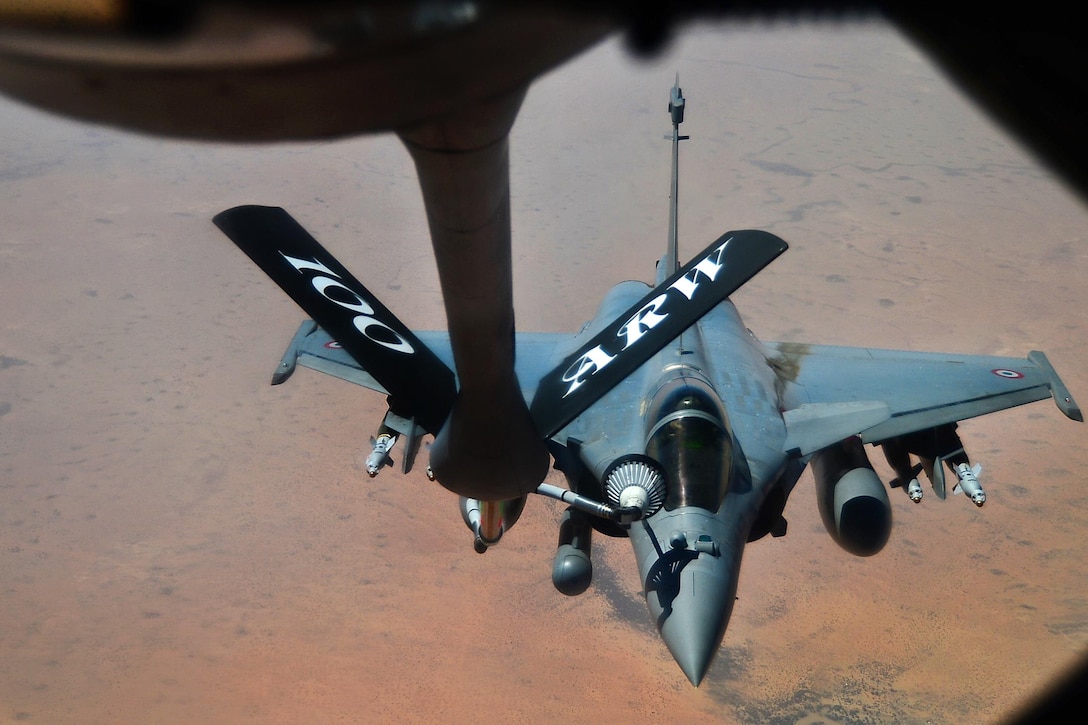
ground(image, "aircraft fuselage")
xmin=555 ymin=274 xmax=791 ymax=684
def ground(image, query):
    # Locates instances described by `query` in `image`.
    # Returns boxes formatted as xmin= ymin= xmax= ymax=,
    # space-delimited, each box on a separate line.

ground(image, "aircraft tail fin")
xmin=530 ymin=229 xmax=788 ymax=437
xmin=213 ymin=205 xmax=457 ymax=434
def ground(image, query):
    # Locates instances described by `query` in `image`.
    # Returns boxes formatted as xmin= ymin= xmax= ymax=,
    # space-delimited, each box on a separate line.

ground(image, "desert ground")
xmin=1 ymin=19 xmax=1086 ymax=725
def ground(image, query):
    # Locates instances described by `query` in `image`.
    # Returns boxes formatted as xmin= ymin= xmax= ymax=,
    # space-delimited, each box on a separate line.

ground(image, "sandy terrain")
xmin=1 ymin=20 xmax=1086 ymax=725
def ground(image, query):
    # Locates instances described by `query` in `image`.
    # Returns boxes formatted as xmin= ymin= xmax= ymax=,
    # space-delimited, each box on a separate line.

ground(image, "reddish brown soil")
xmin=2 ymin=21 xmax=1085 ymax=725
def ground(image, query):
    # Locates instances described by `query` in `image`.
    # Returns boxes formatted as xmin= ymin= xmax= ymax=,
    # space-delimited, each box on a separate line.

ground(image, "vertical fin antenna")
xmin=665 ymin=73 xmax=689 ymax=278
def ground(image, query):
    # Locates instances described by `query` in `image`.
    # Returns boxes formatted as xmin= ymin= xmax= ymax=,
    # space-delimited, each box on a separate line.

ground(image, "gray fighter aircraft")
xmin=213 ymin=79 xmax=1082 ymax=686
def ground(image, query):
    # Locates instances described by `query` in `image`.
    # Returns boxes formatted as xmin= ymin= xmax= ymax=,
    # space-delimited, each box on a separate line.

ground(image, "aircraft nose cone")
xmin=657 ymin=566 xmax=736 ymax=686
xmin=629 ymin=508 xmax=745 ymax=686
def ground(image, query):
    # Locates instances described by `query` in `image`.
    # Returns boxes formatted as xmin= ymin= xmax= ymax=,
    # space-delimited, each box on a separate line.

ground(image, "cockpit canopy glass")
xmin=644 ymin=376 xmax=732 ymax=511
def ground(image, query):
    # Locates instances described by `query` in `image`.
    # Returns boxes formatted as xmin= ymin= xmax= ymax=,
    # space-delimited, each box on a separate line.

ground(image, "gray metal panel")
xmin=512 ymin=333 xmax=568 ymax=402
xmin=782 ymin=401 xmax=891 ymax=456
xmin=413 ymin=331 xmax=457 ymax=373
xmin=419 ymin=330 xmax=567 ymax=402
xmin=293 ymin=325 xmax=388 ymax=393
xmin=765 ymin=342 xmax=1057 ymax=443
xmin=297 ymin=353 xmax=388 ymax=393
xmin=859 ymin=386 xmax=1051 ymax=442
xmin=291 ymin=323 xmax=568 ymax=404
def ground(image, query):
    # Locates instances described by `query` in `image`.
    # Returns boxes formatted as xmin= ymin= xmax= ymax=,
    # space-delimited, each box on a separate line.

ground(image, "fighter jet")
xmin=213 ymin=79 xmax=1082 ymax=686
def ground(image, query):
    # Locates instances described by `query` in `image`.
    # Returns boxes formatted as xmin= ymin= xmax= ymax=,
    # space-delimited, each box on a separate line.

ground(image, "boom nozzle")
xmin=459 ymin=496 xmax=528 ymax=552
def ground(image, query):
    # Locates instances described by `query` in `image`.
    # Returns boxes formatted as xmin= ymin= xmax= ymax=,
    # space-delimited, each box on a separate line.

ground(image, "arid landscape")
xmin=2 ymin=20 xmax=1086 ymax=724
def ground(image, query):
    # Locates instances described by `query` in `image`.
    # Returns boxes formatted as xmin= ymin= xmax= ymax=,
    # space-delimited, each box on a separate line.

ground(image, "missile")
xmin=365 ymin=433 xmax=397 ymax=477
xmin=953 ymin=463 xmax=986 ymax=506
